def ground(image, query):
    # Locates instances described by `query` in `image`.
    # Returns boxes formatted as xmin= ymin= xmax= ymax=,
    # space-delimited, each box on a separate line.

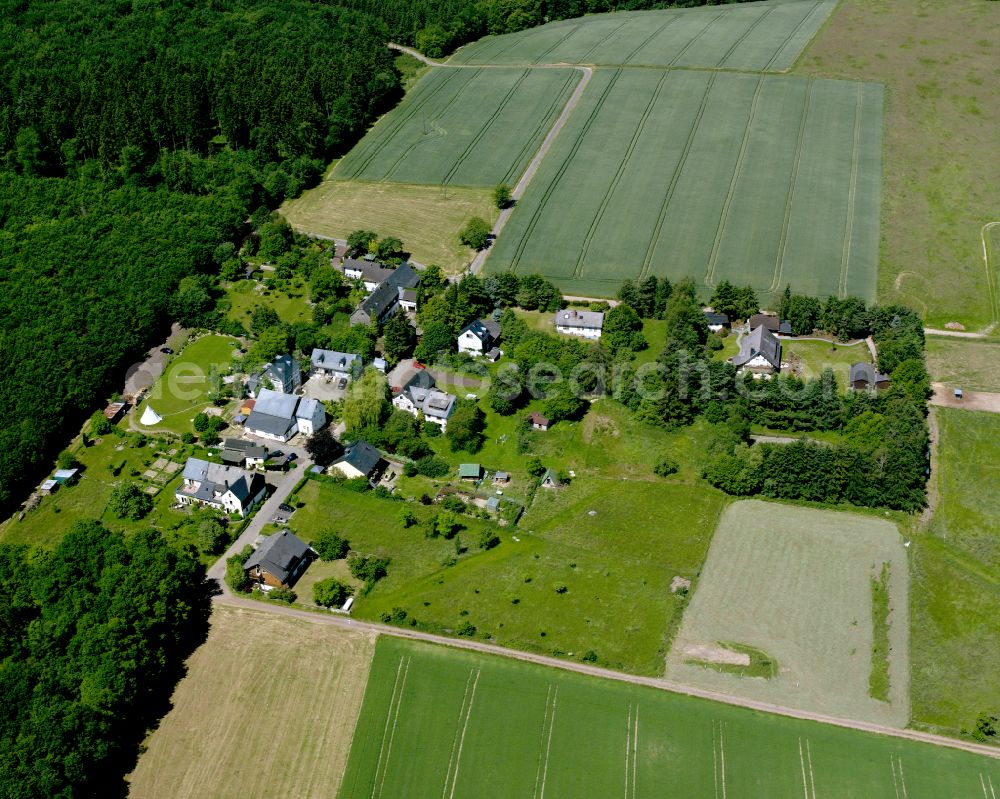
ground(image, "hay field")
xmin=339 ymin=636 xmax=999 ymax=799
xmin=333 ymin=67 xmax=580 ymax=187
xmin=667 ymin=500 xmax=909 ymax=727
xmin=486 ymin=69 xmax=882 ymax=303
xmin=128 ymin=605 xmax=375 ymax=799
xmin=451 ymin=0 xmax=836 ymax=72
xmin=926 ymin=337 xmax=1000 ymax=393
xmin=282 ymin=180 xmax=496 ymax=273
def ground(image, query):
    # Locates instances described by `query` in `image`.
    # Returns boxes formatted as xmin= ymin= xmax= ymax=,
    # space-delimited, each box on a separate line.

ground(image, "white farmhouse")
xmin=457 ymin=318 xmax=501 ymax=357
xmin=311 ymin=349 xmax=361 ymax=382
xmin=175 ymin=458 xmax=266 ymax=517
xmin=554 ymin=309 xmax=604 ymax=340
xmin=392 ymin=374 xmax=456 ymax=430
xmin=244 ymin=388 xmax=326 ymax=442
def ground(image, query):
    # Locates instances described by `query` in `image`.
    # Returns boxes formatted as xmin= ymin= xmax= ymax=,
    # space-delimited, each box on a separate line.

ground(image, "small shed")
xmin=540 ymin=468 xmax=560 ymax=489
xmin=493 ymin=471 xmax=511 ymax=485
xmin=486 ymin=496 xmax=501 ymax=513
xmin=373 ymin=357 xmax=388 ymax=373
xmin=527 ymin=412 xmax=551 ymax=431
xmin=40 ymin=479 xmax=59 ymax=495
xmin=458 ymin=463 xmax=483 ymax=481
xmin=52 ymin=468 xmax=79 ymax=485
xmin=104 ymin=401 xmax=128 ymax=423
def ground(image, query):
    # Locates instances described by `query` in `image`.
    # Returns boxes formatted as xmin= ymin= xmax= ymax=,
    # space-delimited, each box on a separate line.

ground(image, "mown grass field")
xmin=667 ymin=500 xmax=909 ymax=728
xmin=911 ymin=409 xmax=1000 ymax=737
xmin=136 ymin=334 xmax=240 ymax=435
xmin=339 ymin=636 xmax=1000 ymax=799
xmin=926 ymin=336 xmax=1000 ymax=393
xmin=333 ymin=67 xmax=580 ymax=187
xmin=128 ymin=605 xmax=374 ymax=799
xmin=451 ymin=0 xmax=836 ymax=72
xmin=282 ymin=180 xmax=496 ymax=273
xmin=796 ymin=0 xmax=1000 ymax=330
xmin=782 ymin=338 xmax=870 ymax=387
xmin=485 ymin=68 xmax=882 ymax=304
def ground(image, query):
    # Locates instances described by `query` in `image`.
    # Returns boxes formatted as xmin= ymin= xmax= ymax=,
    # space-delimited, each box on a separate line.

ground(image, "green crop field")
xmin=485 ymin=69 xmax=882 ymax=304
xmin=451 ymin=0 xmax=836 ymax=72
xmin=667 ymin=500 xmax=909 ymax=728
xmin=333 ymin=67 xmax=580 ymax=187
xmin=339 ymin=636 xmax=1000 ymax=799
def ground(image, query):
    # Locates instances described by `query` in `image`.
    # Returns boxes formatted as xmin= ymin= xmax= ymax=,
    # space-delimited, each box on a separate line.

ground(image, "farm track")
xmin=215 ymin=589 xmax=1000 ymax=761
xmin=838 ymin=83 xmax=864 ymax=298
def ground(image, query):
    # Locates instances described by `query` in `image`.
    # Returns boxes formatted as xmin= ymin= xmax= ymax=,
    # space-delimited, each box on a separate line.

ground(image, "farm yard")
xmin=338 ymin=636 xmax=1000 ymax=799
xmin=332 ymin=67 xmax=581 ymax=187
xmin=450 ymin=0 xmax=836 ymax=72
xmin=667 ymin=500 xmax=909 ymax=728
xmin=485 ymin=68 xmax=882 ymax=303
xmin=128 ymin=606 xmax=375 ymax=799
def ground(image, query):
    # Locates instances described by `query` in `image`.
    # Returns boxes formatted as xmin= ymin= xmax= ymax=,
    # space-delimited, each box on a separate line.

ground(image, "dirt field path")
xmin=213 ymin=588 xmax=1000 ymax=761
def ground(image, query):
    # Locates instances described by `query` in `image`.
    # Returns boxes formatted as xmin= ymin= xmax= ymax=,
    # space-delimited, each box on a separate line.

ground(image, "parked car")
xmin=277 ymin=503 xmax=294 ymax=513
xmin=287 ymin=452 xmax=297 ymax=461
xmin=338 ymin=377 xmax=348 ymax=390
xmin=160 ymin=347 xmax=174 ymax=355
xmin=269 ymin=450 xmax=284 ymax=459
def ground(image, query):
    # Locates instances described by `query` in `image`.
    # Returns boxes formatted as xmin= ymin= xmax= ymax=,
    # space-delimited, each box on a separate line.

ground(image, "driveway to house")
xmin=206 ymin=454 xmax=313 ymax=582
xmin=123 ymin=322 xmax=187 ymax=398
xmin=929 ymin=383 xmax=1000 ymax=413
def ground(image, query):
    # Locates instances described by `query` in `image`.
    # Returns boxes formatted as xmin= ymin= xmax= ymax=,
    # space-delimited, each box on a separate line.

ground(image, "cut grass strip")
xmin=870 ymin=561 xmax=891 ymax=703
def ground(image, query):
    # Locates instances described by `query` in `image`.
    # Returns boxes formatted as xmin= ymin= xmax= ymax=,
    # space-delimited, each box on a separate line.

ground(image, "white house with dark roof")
xmin=311 ymin=349 xmax=361 ymax=382
xmin=341 ymin=258 xmax=395 ymax=292
xmin=244 ymin=388 xmax=325 ymax=442
xmin=221 ymin=438 xmax=268 ymax=469
xmin=246 ymin=353 xmax=302 ymax=397
xmin=554 ymin=309 xmax=604 ymax=340
xmin=331 ymin=439 xmax=385 ymax=481
xmin=175 ymin=458 xmax=266 ymax=516
xmin=732 ymin=326 xmax=782 ymax=375
xmin=458 ymin=318 xmax=501 ymax=356
xmin=392 ymin=373 xmax=456 ymax=429
xmin=348 ymin=263 xmax=422 ymax=326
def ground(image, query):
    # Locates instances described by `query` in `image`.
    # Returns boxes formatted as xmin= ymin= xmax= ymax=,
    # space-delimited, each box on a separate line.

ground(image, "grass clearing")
xmin=926 ymin=336 xmax=1000 ymax=393
xmin=224 ymin=279 xmax=312 ymax=327
xmin=667 ymin=499 xmax=909 ymax=727
xmin=333 ymin=67 xmax=580 ymax=187
xmin=339 ymin=635 xmax=1000 ymax=799
xmin=796 ymin=0 xmax=1000 ymax=329
xmin=485 ymin=69 xmax=882 ymax=304
xmin=136 ymin=334 xmax=240 ymax=436
xmin=451 ymin=0 xmax=837 ymax=71
xmin=870 ymin=561 xmax=891 ymax=702
xmin=911 ymin=408 xmax=1000 ymax=736
xmin=782 ymin=338 xmax=870 ymax=387
xmin=282 ymin=180 xmax=496 ymax=273
xmin=127 ymin=605 xmax=375 ymax=799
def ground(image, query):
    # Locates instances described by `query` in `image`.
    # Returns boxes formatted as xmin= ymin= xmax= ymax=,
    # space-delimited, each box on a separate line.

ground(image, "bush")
xmin=653 ymin=456 xmax=679 ymax=477
xmin=525 ymin=457 xmax=546 ymax=478
xmin=56 ymin=451 xmax=78 ymax=470
xmin=554 ymin=583 xmax=568 ymax=594
xmin=415 ymin=455 xmax=449 ymax=477
xmin=459 ymin=216 xmax=491 ymax=250
xmin=478 ymin=530 xmax=500 ymax=550
xmin=313 ymin=578 xmax=352 ymax=607
xmin=89 ymin=410 xmax=113 ymax=436
xmin=440 ymin=495 xmax=467 ymax=513
xmin=348 ymin=553 xmax=390 ymax=585
xmin=181 ymin=432 xmax=196 ymax=444
xmin=379 ymin=607 xmax=408 ymax=625
xmin=106 ymin=482 xmax=152 ymax=520
xmin=456 ymin=620 xmax=477 ymax=636
xmin=269 ymin=587 xmax=296 ymax=603
xmin=582 ymin=650 xmax=598 ymax=663
xmin=225 ymin=545 xmax=254 ymax=593
xmin=196 ymin=517 xmax=229 ymax=554
xmin=399 ymin=508 xmax=418 ymax=528
xmin=314 ymin=529 xmax=350 ymax=560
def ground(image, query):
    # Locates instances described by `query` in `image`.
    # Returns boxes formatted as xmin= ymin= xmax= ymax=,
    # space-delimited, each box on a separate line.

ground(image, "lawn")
xmin=796 ymin=0 xmax=1000 ymax=330
xmin=223 ymin=279 xmax=312 ymax=327
xmin=451 ymin=0 xmax=837 ymax=72
xmin=925 ymin=336 xmax=1000 ymax=393
xmin=781 ymin=337 xmax=870 ymax=387
xmin=332 ymin=67 xmax=581 ymax=187
xmin=667 ymin=499 xmax=909 ymax=728
xmin=127 ymin=605 xmax=375 ymax=799
xmin=136 ymin=334 xmax=241 ymax=436
xmin=910 ymin=408 xmax=1000 ymax=737
xmin=484 ymin=68 xmax=882 ymax=305
xmin=339 ymin=636 xmax=1000 ymax=799
xmin=281 ymin=180 xmax=497 ymax=273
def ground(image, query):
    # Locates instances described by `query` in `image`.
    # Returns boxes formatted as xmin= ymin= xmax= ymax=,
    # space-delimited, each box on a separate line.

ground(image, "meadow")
xmin=224 ymin=279 xmax=312 ymax=327
xmin=127 ymin=605 xmax=374 ymax=799
xmin=332 ymin=67 xmax=580 ymax=187
xmin=911 ymin=409 xmax=1000 ymax=737
xmin=796 ymin=0 xmax=1000 ymax=330
xmin=667 ymin=500 xmax=909 ymax=728
xmin=451 ymin=0 xmax=836 ymax=72
xmin=282 ymin=180 xmax=496 ymax=273
xmin=925 ymin=336 xmax=1000 ymax=393
xmin=339 ymin=636 xmax=1000 ymax=799
xmin=485 ymin=68 xmax=882 ymax=304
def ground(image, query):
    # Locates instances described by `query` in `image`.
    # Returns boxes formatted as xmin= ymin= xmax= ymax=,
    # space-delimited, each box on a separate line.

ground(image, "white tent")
xmin=139 ymin=404 xmax=162 ymax=426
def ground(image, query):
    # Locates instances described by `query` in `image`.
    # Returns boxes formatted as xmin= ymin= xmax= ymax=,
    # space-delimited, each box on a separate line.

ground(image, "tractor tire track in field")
xmin=381 ymin=68 xmax=484 ymax=183
xmin=765 ymin=0 xmax=826 ymax=73
xmin=717 ymin=4 xmax=778 ymax=70
xmin=622 ymin=15 xmax=681 ymax=66
xmin=838 ymin=83 xmax=865 ymax=298
xmin=574 ymin=19 xmax=630 ymax=64
xmin=704 ymin=74 xmax=766 ymax=287
xmin=638 ymin=72 xmax=718 ymax=281
xmin=216 ymin=591 xmax=1000 ymax=761
xmin=531 ymin=23 xmax=583 ymax=64
xmin=572 ymin=70 xmax=671 ymax=279
xmin=666 ymin=9 xmax=727 ymax=68
xmin=442 ymin=69 xmax=531 ymax=185
xmin=768 ymin=77 xmax=814 ymax=294
xmin=532 ymin=686 xmax=559 ymax=799
xmin=371 ymin=655 xmax=411 ymax=799
xmin=505 ymin=69 xmax=622 ymax=275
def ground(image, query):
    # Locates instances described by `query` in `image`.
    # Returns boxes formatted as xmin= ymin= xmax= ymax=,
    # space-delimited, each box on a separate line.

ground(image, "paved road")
xmin=213 ymin=589 xmax=1000 ymax=761
xmin=206 ymin=454 xmax=313 ymax=582
xmin=929 ymin=383 xmax=1000 ymax=413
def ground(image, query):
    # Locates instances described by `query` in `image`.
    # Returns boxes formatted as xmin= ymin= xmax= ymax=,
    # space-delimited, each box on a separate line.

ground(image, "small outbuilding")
xmin=104 ymin=401 xmax=128 ymax=423
xmin=527 ymin=412 xmax=551 ymax=431
xmin=458 ymin=463 xmax=483 ymax=481
xmin=52 ymin=468 xmax=79 ymax=485
xmin=540 ymin=468 xmax=561 ymax=489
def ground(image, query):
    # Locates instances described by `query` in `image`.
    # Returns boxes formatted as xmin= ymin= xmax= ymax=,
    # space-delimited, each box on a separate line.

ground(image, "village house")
xmin=554 ymin=309 xmax=604 ymax=340
xmin=703 ymin=311 xmax=731 ymax=332
xmin=221 ymin=438 xmax=268 ymax=469
xmin=331 ymin=439 xmax=385 ymax=482
xmin=348 ymin=263 xmax=422 ymax=326
xmin=732 ymin=325 xmax=782 ymax=375
xmin=747 ymin=313 xmax=793 ymax=336
xmin=311 ymin=349 xmax=361 ymax=382
xmin=341 ymin=258 xmax=395 ymax=292
xmin=392 ymin=373 xmax=456 ymax=430
xmin=849 ymin=362 xmax=891 ymax=391
xmin=244 ymin=530 xmax=313 ymax=590
xmin=244 ymin=388 xmax=325 ymax=442
xmin=246 ymin=353 xmax=301 ymax=396
xmin=175 ymin=457 xmax=266 ymax=517
xmin=527 ymin=411 xmax=551 ymax=431
xmin=457 ymin=318 xmax=501 ymax=357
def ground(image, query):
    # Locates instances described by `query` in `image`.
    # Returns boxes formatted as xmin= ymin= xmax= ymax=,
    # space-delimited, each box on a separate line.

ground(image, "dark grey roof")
xmin=733 ymin=325 xmax=782 ymax=369
xmin=554 ymin=309 xmax=603 ymax=329
xmin=244 ymin=410 xmax=297 ymax=439
xmin=253 ymin=388 xmax=298 ymax=419
xmin=223 ymin=439 xmax=267 ymax=457
xmin=335 ymin=439 xmax=383 ymax=477
xmin=342 ymin=258 xmax=394 ymax=284
xmin=849 ymin=362 xmax=890 ymax=385
xmin=385 ymin=262 xmax=421 ymax=291
xmin=244 ymin=530 xmax=310 ymax=585
xmin=357 ymin=281 xmax=399 ymax=320
xmin=266 ymin=355 xmax=300 ymax=392
xmin=748 ymin=313 xmax=778 ymax=331
xmin=460 ymin=317 xmax=501 ymax=343
xmin=704 ymin=312 xmax=730 ymax=326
